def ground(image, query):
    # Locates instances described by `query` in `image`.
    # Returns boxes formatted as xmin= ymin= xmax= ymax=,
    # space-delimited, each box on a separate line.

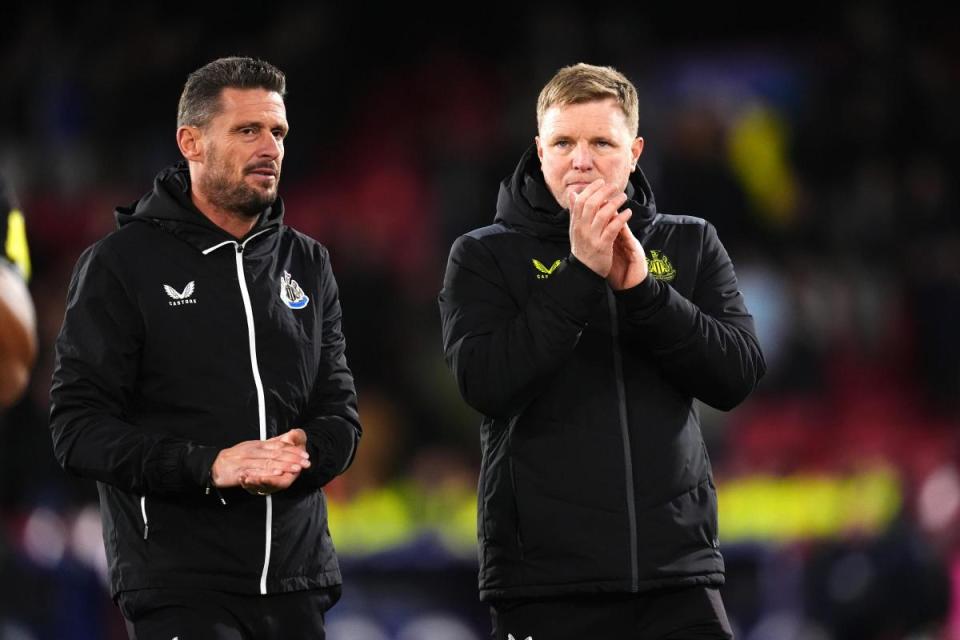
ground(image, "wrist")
xmin=205 ymin=466 xmax=227 ymax=505
xmin=567 ymin=253 xmax=607 ymax=281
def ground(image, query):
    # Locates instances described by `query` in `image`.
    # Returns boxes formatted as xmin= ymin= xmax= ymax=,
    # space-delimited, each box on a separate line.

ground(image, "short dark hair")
xmin=177 ymin=57 xmax=286 ymax=129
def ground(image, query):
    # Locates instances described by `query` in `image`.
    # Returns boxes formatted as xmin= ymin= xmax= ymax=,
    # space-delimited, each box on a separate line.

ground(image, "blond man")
xmin=440 ymin=63 xmax=765 ymax=639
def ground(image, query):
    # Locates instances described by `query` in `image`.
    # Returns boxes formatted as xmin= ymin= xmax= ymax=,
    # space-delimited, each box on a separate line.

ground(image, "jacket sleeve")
xmin=438 ymin=234 xmax=606 ymax=419
xmin=295 ymin=248 xmax=361 ymax=488
xmin=615 ymin=222 xmax=766 ymax=410
xmin=49 ymin=243 xmax=219 ymax=496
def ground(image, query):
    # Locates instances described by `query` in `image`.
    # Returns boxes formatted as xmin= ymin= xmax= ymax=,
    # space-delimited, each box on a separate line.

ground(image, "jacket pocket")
xmin=634 ymin=478 xmax=723 ymax=575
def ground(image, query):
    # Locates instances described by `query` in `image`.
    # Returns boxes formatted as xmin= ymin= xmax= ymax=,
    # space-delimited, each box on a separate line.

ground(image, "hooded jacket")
xmin=439 ymin=146 xmax=765 ymax=601
xmin=50 ymin=162 xmax=361 ymax=597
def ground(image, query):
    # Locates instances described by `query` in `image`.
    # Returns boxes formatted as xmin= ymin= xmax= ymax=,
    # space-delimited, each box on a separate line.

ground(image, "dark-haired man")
xmin=51 ymin=57 xmax=361 ymax=639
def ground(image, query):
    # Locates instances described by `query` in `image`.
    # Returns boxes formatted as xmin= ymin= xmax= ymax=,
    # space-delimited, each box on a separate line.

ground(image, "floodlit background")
xmin=2 ymin=4 xmax=959 ymax=639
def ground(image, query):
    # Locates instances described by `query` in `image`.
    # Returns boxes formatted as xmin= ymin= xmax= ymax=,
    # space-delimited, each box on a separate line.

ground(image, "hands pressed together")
xmin=211 ymin=428 xmax=310 ymax=496
xmin=568 ymin=179 xmax=648 ymax=290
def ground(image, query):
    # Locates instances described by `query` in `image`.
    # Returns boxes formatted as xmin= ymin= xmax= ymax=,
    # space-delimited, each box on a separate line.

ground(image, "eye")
xmin=554 ymin=140 xmax=570 ymax=148
xmin=272 ymin=129 xmax=286 ymax=140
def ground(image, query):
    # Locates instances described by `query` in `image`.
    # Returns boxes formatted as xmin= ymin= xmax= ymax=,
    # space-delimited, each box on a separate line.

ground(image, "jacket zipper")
xmin=204 ymin=228 xmax=273 ymax=595
xmin=507 ymin=456 xmax=524 ymax=559
xmin=607 ymin=287 xmax=639 ymax=591
xmin=140 ymin=496 xmax=149 ymax=540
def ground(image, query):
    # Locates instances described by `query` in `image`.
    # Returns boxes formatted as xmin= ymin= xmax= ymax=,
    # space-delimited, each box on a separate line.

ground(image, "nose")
xmin=571 ymin=141 xmax=593 ymax=171
xmin=256 ymin=131 xmax=282 ymax=159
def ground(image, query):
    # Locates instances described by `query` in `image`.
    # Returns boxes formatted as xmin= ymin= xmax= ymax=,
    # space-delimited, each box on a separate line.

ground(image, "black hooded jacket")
xmin=439 ymin=146 xmax=765 ymax=601
xmin=50 ymin=163 xmax=361 ymax=597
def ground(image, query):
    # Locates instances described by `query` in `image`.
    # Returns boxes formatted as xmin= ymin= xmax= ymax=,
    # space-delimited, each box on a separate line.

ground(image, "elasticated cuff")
xmin=541 ymin=255 xmax=607 ymax=324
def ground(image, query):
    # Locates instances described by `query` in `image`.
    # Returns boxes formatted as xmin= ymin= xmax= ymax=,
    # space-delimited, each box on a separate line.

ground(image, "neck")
xmin=189 ymin=189 xmax=259 ymax=239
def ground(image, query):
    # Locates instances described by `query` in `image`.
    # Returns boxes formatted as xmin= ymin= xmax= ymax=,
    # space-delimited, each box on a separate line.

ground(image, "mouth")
xmin=566 ymin=181 xmax=594 ymax=194
xmin=246 ymin=165 xmax=278 ymax=179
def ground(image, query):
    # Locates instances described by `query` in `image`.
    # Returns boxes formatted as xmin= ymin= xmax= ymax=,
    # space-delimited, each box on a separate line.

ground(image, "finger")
xmin=238 ymin=475 xmax=268 ymax=495
xmin=265 ymin=436 xmax=310 ymax=459
xmin=618 ymin=220 xmax=643 ymax=252
xmin=268 ymin=453 xmax=311 ymax=472
xmin=268 ymin=450 xmax=311 ymax=467
xmin=248 ymin=471 xmax=298 ymax=485
xmin=277 ymin=428 xmax=308 ymax=449
xmin=242 ymin=473 xmax=296 ymax=493
xmin=259 ymin=439 xmax=300 ymax=451
xmin=240 ymin=472 xmax=285 ymax=492
xmin=571 ymin=179 xmax=605 ymax=220
xmin=590 ymin=192 xmax=628 ymax=233
xmin=580 ymin=183 xmax=611 ymax=225
xmin=253 ymin=455 xmax=307 ymax=474
xmin=590 ymin=183 xmax=625 ymax=211
xmin=600 ymin=209 xmax=633 ymax=245
xmin=241 ymin=473 xmax=277 ymax=486
xmin=248 ymin=441 xmax=310 ymax=462
xmin=583 ymin=184 xmax=626 ymax=228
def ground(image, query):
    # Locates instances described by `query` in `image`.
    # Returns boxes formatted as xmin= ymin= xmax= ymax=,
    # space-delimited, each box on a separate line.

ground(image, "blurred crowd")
xmin=1 ymin=4 xmax=958 ymax=639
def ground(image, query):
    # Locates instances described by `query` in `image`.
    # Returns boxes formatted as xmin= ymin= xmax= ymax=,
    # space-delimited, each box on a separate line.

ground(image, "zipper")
xmin=607 ymin=287 xmax=639 ymax=592
xmin=205 ymin=228 xmax=273 ymax=595
xmin=508 ymin=457 xmax=524 ymax=559
xmin=140 ymin=496 xmax=149 ymax=540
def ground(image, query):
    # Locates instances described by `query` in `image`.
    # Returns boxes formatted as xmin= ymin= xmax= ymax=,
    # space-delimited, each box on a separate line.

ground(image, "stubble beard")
xmin=200 ymin=153 xmax=278 ymax=219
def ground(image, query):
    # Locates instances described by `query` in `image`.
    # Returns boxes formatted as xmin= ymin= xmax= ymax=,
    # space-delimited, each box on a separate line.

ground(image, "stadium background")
xmin=2 ymin=4 xmax=958 ymax=639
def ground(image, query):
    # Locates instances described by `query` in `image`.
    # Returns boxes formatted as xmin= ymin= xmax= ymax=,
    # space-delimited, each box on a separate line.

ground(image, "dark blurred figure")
xmin=0 ymin=178 xmax=36 ymax=409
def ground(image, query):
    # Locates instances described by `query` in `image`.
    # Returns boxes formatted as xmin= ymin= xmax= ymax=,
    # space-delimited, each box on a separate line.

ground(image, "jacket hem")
xmin=479 ymin=572 xmax=725 ymax=602
xmin=112 ymin=568 xmax=343 ymax=599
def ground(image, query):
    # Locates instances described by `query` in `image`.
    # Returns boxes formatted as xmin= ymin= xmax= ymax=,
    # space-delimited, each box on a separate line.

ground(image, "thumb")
xmin=279 ymin=428 xmax=307 ymax=447
xmin=621 ymin=221 xmax=643 ymax=251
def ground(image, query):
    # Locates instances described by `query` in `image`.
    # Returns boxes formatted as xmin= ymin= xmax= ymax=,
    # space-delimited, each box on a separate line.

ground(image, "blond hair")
xmin=536 ymin=63 xmax=639 ymax=136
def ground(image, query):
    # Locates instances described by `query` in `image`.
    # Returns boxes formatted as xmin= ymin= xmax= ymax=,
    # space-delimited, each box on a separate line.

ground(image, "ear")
xmin=630 ymin=137 xmax=644 ymax=171
xmin=177 ymin=126 xmax=204 ymax=162
xmin=535 ymin=135 xmax=544 ymax=163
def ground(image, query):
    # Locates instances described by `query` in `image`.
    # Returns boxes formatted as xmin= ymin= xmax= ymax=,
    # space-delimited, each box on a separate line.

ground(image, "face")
xmin=190 ymin=88 xmax=289 ymax=217
xmin=535 ymin=97 xmax=643 ymax=210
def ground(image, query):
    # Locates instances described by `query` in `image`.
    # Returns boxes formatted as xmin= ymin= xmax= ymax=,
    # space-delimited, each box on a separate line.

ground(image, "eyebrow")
xmin=231 ymin=121 xmax=289 ymax=134
xmin=549 ymin=134 xmax=614 ymax=143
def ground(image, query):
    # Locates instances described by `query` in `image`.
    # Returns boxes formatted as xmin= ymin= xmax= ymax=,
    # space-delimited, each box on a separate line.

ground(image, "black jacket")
xmin=50 ymin=163 xmax=361 ymax=597
xmin=439 ymin=147 xmax=765 ymax=601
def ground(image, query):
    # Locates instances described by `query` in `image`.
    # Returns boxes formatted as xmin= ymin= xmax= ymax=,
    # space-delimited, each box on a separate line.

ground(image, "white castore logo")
xmin=164 ymin=281 xmax=197 ymax=306
xmin=508 ymin=635 xmax=532 ymax=640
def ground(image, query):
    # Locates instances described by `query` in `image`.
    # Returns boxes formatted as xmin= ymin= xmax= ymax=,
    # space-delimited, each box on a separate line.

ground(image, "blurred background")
xmin=2 ymin=3 xmax=959 ymax=639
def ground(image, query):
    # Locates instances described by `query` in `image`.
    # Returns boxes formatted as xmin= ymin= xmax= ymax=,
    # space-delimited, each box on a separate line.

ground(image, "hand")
xmin=607 ymin=222 xmax=648 ymax=290
xmin=568 ymin=179 xmax=633 ymax=277
xmin=212 ymin=428 xmax=311 ymax=496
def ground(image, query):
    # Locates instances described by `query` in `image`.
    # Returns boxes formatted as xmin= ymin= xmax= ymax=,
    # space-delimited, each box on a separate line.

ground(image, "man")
xmin=439 ymin=63 xmax=765 ymax=639
xmin=50 ymin=57 xmax=361 ymax=639
xmin=0 ymin=180 xmax=36 ymax=409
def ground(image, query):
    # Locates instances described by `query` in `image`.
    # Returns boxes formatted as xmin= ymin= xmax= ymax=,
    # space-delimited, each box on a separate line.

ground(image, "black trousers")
xmin=118 ymin=586 xmax=340 ymax=640
xmin=490 ymin=586 xmax=734 ymax=640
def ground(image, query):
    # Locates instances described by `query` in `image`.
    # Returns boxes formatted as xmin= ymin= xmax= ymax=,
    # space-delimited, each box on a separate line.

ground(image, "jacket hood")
xmin=114 ymin=161 xmax=284 ymax=250
xmin=494 ymin=145 xmax=658 ymax=242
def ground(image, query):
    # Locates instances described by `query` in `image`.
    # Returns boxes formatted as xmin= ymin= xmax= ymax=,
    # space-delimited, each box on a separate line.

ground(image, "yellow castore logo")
xmin=532 ymin=259 xmax=561 ymax=280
